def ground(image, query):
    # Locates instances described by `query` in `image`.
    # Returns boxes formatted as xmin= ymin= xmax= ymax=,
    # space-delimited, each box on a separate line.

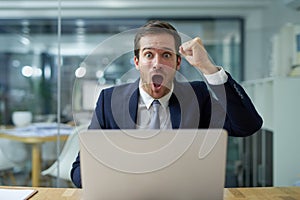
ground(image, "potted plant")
xmin=12 ymin=110 xmax=32 ymax=127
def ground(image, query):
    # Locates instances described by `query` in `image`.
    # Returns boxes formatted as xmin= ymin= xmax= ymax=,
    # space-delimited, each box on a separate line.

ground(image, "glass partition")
xmin=0 ymin=17 xmax=243 ymax=124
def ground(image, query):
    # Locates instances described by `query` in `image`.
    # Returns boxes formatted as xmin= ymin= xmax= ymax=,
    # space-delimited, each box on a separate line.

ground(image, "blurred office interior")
xmin=0 ymin=0 xmax=300 ymax=188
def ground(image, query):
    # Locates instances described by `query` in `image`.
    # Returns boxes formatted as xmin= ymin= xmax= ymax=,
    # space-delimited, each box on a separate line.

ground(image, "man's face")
xmin=134 ymin=33 xmax=181 ymax=99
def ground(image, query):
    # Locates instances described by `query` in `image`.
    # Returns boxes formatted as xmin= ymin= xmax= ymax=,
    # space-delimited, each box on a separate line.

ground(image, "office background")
xmin=0 ymin=0 xmax=300 ymax=188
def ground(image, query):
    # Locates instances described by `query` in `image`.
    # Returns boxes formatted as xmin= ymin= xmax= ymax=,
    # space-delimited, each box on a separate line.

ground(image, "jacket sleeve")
xmin=70 ymin=152 xmax=82 ymax=188
xmin=208 ymin=72 xmax=263 ymax=137
xmin=70 ymin=90 xmax=107 ymax=188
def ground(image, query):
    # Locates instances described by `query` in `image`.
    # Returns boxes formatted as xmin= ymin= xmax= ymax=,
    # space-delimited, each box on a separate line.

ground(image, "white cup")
xmin=12 ymin=111 xmax=33 ymax=127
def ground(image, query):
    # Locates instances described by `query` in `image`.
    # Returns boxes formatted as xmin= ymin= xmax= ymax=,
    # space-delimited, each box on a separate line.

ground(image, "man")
xmin=71 ymin=20 xmax=262 ymax=188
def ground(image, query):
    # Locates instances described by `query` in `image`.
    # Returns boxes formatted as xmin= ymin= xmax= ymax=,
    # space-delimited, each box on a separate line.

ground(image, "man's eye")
xmin=145 ymin=53 xmax=152 ymax=58
xmin=163 ymin=53 xmax=172 ymax=58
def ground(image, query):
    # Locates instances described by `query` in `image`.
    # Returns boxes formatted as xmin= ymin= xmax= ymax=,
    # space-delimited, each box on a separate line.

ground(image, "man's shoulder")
xmin=101 ymin=81 xmax=139 ymax=98
xmin=175 ymin=80 xmax=207 ymax=89
xmin=173 ymin=80 xmax=209 ymax=98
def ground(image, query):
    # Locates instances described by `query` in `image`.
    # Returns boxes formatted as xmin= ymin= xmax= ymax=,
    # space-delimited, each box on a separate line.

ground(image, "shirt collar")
xmin=139 ymin=80 xmax=173 ymax=110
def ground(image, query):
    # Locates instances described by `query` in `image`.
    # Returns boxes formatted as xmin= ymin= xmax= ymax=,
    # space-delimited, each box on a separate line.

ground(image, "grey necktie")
xmin=149 ymin=100 xmax=160 ymax=129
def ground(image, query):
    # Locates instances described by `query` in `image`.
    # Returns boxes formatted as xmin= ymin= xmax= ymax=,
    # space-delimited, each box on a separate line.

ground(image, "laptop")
xmin=79 ymin=129 xmax=227 ymax=200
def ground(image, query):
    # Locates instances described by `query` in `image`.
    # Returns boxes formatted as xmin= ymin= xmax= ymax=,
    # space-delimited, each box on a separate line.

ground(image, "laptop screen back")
xmin=79 ymin=129 xmax=227 ymax=200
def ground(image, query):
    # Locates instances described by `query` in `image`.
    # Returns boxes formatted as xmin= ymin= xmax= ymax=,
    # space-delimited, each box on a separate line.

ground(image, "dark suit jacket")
xmin=71 ymin=73 xmax=263 ymax=188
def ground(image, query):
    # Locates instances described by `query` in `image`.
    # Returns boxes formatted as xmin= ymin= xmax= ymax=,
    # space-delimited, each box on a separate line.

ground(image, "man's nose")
xmin=153 ymin=55 xmax=163 ymax=69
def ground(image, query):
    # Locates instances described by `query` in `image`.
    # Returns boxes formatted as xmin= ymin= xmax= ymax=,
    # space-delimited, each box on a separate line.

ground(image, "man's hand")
xmin=179 ymin=37 xmax=218 ymax=75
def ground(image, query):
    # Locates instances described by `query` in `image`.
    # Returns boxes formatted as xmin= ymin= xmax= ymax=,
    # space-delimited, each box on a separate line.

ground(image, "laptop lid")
xmin=79 ymin=129 xmax=227 ymax=200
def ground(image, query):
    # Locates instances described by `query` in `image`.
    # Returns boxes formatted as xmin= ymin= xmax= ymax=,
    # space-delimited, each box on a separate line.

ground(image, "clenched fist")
xmin=179 ymin=37 xmax=218 ymax=75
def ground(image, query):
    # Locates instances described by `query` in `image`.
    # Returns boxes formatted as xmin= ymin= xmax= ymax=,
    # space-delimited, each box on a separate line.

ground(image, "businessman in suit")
xmin=71 ymin=20 xmax=263 ymax=188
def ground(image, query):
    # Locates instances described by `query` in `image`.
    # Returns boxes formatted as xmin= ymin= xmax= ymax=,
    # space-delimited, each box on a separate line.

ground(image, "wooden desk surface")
xmin=224 ymin=187 xmax=300 ymax=200
xmin=1 ymin=186 xmax=300 ymax=200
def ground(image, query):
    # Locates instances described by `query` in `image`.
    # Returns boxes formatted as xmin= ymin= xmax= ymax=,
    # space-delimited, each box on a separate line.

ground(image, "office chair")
xmin=0 ymin=148 xmax=17 ymax=185
xmin=0 ymin=139 xmax=29 ymax=185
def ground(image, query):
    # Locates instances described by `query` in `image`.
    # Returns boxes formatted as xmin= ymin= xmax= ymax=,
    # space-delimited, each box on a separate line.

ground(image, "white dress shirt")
xmin=136 ymin=67 xmax=228 ymax=129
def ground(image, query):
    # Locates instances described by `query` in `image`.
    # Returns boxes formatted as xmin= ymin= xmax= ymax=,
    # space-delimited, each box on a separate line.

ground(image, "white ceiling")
xmin=0 ymin=0 xmax=272 ymax=18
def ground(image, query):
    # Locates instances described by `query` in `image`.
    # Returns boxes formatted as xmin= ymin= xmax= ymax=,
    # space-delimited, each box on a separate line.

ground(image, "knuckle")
xmin=194 ymin=37 xmax=202 ymax=44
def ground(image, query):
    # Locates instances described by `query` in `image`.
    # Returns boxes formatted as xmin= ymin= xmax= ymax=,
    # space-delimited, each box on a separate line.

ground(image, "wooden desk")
xmin=1 ymin=186 xmax=300 ymax=200
xmin=0 ymin=131 xmax=68 ymax=187
xmin=224 ymin=187 xmax=300 ymax=199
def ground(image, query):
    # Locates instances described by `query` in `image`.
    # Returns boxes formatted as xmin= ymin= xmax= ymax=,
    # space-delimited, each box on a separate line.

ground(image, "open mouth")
xmin=152 ymin=74 xmax=164 ymax=89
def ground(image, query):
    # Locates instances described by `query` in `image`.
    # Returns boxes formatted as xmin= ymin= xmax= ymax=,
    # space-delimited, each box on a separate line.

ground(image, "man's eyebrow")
xmin=142 ymin=47 xmax=175 ymax=52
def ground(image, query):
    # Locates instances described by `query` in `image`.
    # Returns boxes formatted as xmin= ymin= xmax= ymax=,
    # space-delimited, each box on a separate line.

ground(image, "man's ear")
xmin=134 ymin=56 xmax=139 ymax=70
xmin=176 ymin=56 xmax=181 ymax=71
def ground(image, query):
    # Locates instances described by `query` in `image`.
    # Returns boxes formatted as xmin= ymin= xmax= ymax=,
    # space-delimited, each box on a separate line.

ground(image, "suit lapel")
xmin=128 ymin=80 xmax=139 ymax=129
xmin=169 ymin=81 xmax=182 ymax=129
xmin=111 ymin=80 xmax=139 ymax=129
xmin=169 ymin=93 xmax=181 ymax=129
xmin=128 ymin=87 xmax=139 ymax=129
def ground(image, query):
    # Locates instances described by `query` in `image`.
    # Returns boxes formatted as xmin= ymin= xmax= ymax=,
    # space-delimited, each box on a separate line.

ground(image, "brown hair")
xmin=134 ymin=20 xmax=182 ymax=59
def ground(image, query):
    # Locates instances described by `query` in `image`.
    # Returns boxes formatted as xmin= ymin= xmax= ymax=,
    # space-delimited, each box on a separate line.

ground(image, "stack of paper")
xmin=0 ymin=188 xmax=37 ymax=200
